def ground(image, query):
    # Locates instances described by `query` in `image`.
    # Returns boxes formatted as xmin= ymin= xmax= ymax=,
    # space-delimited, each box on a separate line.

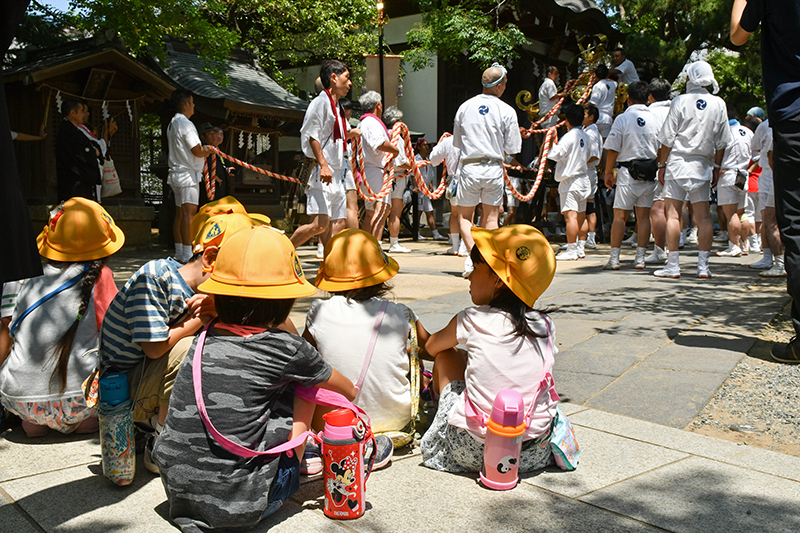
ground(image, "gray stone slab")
xmin=524 ymin=426 xmax=688 ymax=498
xmin=553 ymin=371 xmax=616 ymax=404
xmin=558 ymin=402 xmax=588 ymax=416
xmin=554 ymin=349 xmax=640 ymax=377
xmin=585 ymin=367 xmax=729 ymax=428
xmin=292 ymin=455 xmax=662 ymax=532
xmin=569 ymin=334 xmax=668 ymax=359
xmin=551 ymin=318 xmax=616 ymax=351
xmin=567 ymin=409 xmax=800 ymax=483
xmin=0 ymin=497 xmax=39 ymax=533
xmin=604 ymin=311 xmax=697 ymax=339
xmin=580 ymin=456 xmax=800 ymax=533
xmin=0 ymin=425 xmax=100 ymax=483
xmin=251 ymin=502 xmax=351 ymax=533
xmin=1 ymin=462 xmax=174 ymax=532
xmin=639 ymin=343 xmax=745 ymax=374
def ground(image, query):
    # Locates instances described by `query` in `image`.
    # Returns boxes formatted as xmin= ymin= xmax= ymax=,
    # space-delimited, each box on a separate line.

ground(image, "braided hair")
xmin=49 ymin=259 xmax=106 ymax=393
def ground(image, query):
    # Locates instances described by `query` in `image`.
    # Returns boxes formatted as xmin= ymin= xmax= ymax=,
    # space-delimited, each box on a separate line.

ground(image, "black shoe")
xmin=771 ymin=336 xmax=800 ymax=364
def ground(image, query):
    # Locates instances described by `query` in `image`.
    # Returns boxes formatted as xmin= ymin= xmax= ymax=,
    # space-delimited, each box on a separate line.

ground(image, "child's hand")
xmin=187 ymin=294 xmax=216 ymax=323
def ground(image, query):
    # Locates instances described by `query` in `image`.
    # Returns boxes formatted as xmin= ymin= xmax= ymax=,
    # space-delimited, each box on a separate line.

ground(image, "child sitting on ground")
xmin=304 ymin=229 xmax=432 ymax=470
xmin=153 ymin=225 xmax=355 ymax=532
xmin=0 ymin=198 xmax=123 ymax=436
xmin=421 ymin=225 xmax=559 ymax=473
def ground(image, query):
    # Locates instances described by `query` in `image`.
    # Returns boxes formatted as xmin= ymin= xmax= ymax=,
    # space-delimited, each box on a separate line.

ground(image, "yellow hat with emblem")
xmin=198 ymin=225 xmax=317 ymax=299
xmin=37 ymin=197 xmax=125 ymax=262
xmin=192 ymin=212 xmax=266 ymax=252
xmin=190 ymin=196 xmax=266 ymax=244
xmin=314 ymin=229 xmax=399 ymax=292
xmin=471 ymin=225 xmax=555 ymax=307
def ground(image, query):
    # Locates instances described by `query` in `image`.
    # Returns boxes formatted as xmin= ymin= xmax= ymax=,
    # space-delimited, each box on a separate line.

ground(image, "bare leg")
xmin=693 ymin=201 xmax=713 ymax=252
xmin=290 ymin=214 xmax=330 ymax=248
xmin=764 ymin=207 xmax=785 ymax=255
xmin=635 ymin=206 xmax=652 ymax=249
xmin=665 ymin=198 xmax=683 ymax=253
xmin=650 ymin=199 xmax=667 ymax=249
xmin=610 ymin=208 xmax=631 ymax=248
xmin=564 ymin=210 xmax=581 ymax=244
xmin=480 ymin=203 xmax=501 ymax=229
xmin=459 ymin=205 xmax=477 ymax=251
xmin=388 ymin=198 xmax=404 ymax=238
xmin=345 ymin=190 xmax=358 ymax=229
xmin=425 ymin=210 xmax=437 ymax=232
xmin=179 ymin=203 xmax=198 ymax=245
xmin=329 ymin=219 xmax=346 ymax=240
xmin=721 ymin=204 xmax=742 ymax=248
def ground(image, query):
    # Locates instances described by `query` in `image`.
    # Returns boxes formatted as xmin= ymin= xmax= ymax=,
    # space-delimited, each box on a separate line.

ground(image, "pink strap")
xmin=192 ymin=322 xmax=369 ymax=458
xmin=354 ymin=300 xmax=388 ymax=391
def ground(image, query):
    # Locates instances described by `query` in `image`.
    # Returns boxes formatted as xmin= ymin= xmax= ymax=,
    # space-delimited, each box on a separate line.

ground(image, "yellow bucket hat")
xmin=192 ymin=212 xmax=266 ymax=253
xmin=37 ymin=197 xmax=125 ymax=262
xmin=189 ymin=196 xmax=248 ymax=243
xmin=198 ymin=225 xmax=317 ymax=299
xmin=471 ymin=225 xmax=555 ymax=307
xmin=314 ymin=229 xmax=399 ymax=292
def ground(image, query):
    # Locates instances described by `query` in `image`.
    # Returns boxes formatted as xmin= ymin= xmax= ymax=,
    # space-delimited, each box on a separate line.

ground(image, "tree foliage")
xmin=405 ymin=1 xmax=528 ymax=71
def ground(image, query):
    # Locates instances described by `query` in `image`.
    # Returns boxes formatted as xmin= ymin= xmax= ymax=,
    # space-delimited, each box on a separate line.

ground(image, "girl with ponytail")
xmin=0 ymin=198 xmax=124 ymax=437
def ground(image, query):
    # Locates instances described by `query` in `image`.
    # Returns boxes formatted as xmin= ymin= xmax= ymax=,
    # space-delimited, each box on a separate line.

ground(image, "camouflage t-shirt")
xmin=152 ymin=326 xmax=332 ymax=532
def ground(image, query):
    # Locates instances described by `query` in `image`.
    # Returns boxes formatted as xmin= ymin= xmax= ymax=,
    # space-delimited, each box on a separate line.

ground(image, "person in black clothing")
xmin=198 ymin=123 xmax=233 ymax=206
xmin=732 ymin=0 xmax=800 ymax=362
xmin=55 ymin=98 xmax=103 ymax=202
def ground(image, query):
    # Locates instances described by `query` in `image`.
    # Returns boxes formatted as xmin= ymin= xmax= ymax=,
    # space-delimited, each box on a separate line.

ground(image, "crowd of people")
xmin=2 ymin=1 xmax=799 ymax=526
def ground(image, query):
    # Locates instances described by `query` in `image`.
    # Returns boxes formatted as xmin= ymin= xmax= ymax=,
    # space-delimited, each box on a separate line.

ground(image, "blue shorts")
xmin=261 ymin=451 xmax=300 ymax=519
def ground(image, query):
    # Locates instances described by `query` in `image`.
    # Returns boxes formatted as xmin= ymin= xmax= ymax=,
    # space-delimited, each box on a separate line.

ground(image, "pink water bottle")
xmin=480 ymin=389 xmax=527 ymax=490
xmin=321 ymin=408 xmax=373 ymax=519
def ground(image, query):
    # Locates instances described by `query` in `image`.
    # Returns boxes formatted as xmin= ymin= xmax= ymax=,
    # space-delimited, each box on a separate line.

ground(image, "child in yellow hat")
xmin=152 ymin=226 xmax=355 ymax=531
xmin=304 ymin=229 xmax=432 ymax=472
xmin=0 ymin=198 xmax=124 ymax=437
xmin=420 ymin=224 xmax=560 ymax=474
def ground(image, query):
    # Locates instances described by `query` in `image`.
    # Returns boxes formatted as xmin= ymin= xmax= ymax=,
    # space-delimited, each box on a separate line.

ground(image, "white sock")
xmin=728 ymin=241 xmax=740 ymax=251
xmin=655 ymin=245 xmax=665 ymax=255
xmin=636 ymin=246 xmax=647 ymax=257
xmin=698 ymin=250 xmax=710 ymax=267
xmin=450 ymin=233 xmax=460 ymax=248
xmin=175 ymin=243 xmax=182 ymax=257
xmin=588 ymin=231 xmax=596 ymax=240
xmin=567 ymin=243 xmax=578 ymax=254
xmin=775 ymin=254 xmax=785 ymax=270
xmin=610 ymin=247 xmax=620 ymax=262
xmin=667 ymin=251 xmax=680 ymax=269
xmin=763 ymin=248 xmax=774 ymax=263
xmin=390 ymin=237 xmax=399 ymax=246
xmin=577 ymin=240 xmax=586 ymax=253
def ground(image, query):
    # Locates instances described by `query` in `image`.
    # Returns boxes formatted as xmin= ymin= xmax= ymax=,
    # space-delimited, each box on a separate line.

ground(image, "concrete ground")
xmin=2 ymin=238 xmax=799 ymax=532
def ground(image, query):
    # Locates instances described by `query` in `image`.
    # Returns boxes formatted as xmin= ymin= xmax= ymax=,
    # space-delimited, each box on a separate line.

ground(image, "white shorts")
xmin=653 ymin=182 xmax=665 ymax=203
xmin=172 ymin=183 xmax=199 ymax=206
xmin=505 ymin=176 xmax=521 ymax=208
xmin=759 ymin=190 xmax=775 ymax=210
xmin=596 ymin=117 xmax=612 ymax=139
xmin=663 ymin=178 xmax=711 ymax=205
xmin=744 ymin=192 xmax=761 ymax=222
xmin=417 ymin=188 xmax=434 ymax=212
xmin=717 ymin=185 xmax=745 ymax=208
xmin=363 ymin=167 xmax=392 ymax=211
xmin=613 ymin=178 xmax=656 ymax=211
xmin=457 ymin=163 xmax=505 ymax=207
xmin=392 ymin=175 xmax=409 ymax=201
xmin=307 ymin=186 xmax=346 ymax=220
xmin=559 ymin=177 xmax=592 ymax=213
xmin=343 ymin=165 xmax=356 ymax=191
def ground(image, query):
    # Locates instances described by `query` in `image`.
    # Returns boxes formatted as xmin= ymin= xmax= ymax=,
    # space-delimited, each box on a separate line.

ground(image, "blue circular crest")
xmin=637 ymin=117 xmax=646 ymax=127
xmin=739 ymin=129 xmax=747 ymax=136
xmin=696 ymin=99 xmax=707 ymax=110
xmin=580 ymin=139 xmax=584 ymax=147
xmin=478 ymin=105 xmax=490 ymax=115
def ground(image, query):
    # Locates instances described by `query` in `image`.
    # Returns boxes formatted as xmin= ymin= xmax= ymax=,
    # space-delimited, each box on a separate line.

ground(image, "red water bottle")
xmin=321 ymin=408 xmax=374 ymax=519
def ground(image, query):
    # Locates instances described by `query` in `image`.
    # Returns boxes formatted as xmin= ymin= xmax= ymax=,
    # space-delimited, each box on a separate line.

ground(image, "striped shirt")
xmin=99 ymin=259 xmax=193 ymax=371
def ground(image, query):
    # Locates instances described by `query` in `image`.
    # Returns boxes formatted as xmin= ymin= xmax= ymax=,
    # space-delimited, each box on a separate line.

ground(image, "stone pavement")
xmin=2 ymin=239 xmax=798 ymax=532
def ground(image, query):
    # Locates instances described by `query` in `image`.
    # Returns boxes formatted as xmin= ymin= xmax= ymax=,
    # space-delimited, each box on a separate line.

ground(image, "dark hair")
xmin=546 ymin=66 xmax=558 ymax=75
xmin=170 ymin=89 xmax=193 ymax=113
xmin=331 ymin=281 xmax=392 ymax=303
xmin=628 ymin=81 xmax=650 ymax=104
xmin=564 ymin=104 xmax=585 ymax=128
xmin=320 ymin=60 xmax=349 ymax=89
xmin=744 ymin=117 xmax=760 ymax=132
xmin=49 ymin=259 xmax=106 ymax=393
xmin=339 ymin=97 xmax=352 ymax=111
xmin=584 ymin=104 xmax=599 ymax=124
xmin=470 ymin=247 xmax=546 ymax=339
xmin=648 ymin=78 xmax=671 ymax=102
xmin=727 ymin=102 xmax=738 ymax=120
xmin=215 ymin=295 xmax=294 ymax=328
xmin=63 ymin=97 xmax=86 ymax=116
xmin=613 ymin=47 xmax=626 ymax=56
xmin=594 ymin=64 xmax=609 ymax=80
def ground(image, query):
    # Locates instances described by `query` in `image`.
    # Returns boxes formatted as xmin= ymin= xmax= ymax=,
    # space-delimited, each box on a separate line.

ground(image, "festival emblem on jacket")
xmin=478 ymin=105 xmax=490 ymax=115
xmin=325 ymin=455 xmax=360 ymax=513
xmin=637 ymin=117 xmax=646 ymax=127
xmin=696 ymin=99 xmax=707 ymax=110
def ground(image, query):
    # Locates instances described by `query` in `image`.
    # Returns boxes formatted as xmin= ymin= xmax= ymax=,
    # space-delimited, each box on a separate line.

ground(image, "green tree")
xmin=405 ymin=1 xmax=528 ymax=71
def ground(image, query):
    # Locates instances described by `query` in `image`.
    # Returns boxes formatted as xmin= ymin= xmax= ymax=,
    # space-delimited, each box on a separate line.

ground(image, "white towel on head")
xmin=686 ymin=61 xmax=719 ymax=94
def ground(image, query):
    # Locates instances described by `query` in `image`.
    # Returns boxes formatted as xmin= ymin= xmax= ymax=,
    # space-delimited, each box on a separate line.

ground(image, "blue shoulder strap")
xmin=10 ymin=264 xmax=90 ymax=338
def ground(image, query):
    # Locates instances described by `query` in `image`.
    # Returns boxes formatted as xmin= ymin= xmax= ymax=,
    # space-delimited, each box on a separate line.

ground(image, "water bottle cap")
xmin=490 ymin=389 xmax=525 ymax=427
xmin=99 ymin=372 xmax=129 ymax=406
xmin=322 ymin=407 xmax=357 ymax=427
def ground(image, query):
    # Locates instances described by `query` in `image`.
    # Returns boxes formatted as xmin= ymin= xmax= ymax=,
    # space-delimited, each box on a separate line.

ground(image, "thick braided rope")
xmin=201 ymin=155 xmax=217 ymax=201
xmin=520 ymin=73 xmax=596 ymax=137
xmin=390 ymin=122 xmax=448 ymax=200
xmin=211 ymin=147 xmax=302 ymax=184
xmin=503 ymin=127 xmax=558 ymax=202
xmin=352 ymin=136 xmax=394 ymax=202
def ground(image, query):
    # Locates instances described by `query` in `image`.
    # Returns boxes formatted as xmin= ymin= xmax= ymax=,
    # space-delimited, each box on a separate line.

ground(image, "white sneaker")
xmin=388 ymin=243 xmax=411 ymax=253
xmin=556 ymin=249 xmax=580 ymax=261
xmin=577 ymin=243 xmax=586 ymax=259
xmin=431 ymin=230 xmax=447 ymax=240
xmin=462 ymin=256 xmax=474 ymax=278
xmin=713 ymin=230 xmax=728 ymax=243
xmin=716 ymin=245 xmax=742 ymax=257
xmin=586 ymin=233 xmax=597 ymax=249
xmin=686 ymin=228 xmax=698 ymax=245
xmin=644 ymin=248 xmax=668 ymax=264
xmin=748 ymin=235 xmax=761 ymax=254
xmin=654 ymin=265 xmax=681 ymax=278
xmin=622 ymin=232 xmax=637 ymax=246
xmin=759 ymin=265 xmax=787 ymax=277
xmin=316 ymin=243 xmax=325 ymax=260
xmin=602 ymin=259 xmax=620 ymax=270
xmin=634 ymin=251 xmax=646 ymax=269
xmin=416 ymin=233 xmax=429 ymax=241
xmin=749 ymin=256 xmax=774 ymax=269
xmin=457 ymin=241 xmax=469 ymax=257
xmin=697 ymin=265 xmax=712 ymax=278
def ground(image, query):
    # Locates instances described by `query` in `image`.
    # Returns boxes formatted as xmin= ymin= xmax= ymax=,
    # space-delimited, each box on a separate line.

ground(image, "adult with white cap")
xmin=452 ymin=62 xmax=523 ymax=277
xmin=654 ymin=61 xmax=733 ymax=279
